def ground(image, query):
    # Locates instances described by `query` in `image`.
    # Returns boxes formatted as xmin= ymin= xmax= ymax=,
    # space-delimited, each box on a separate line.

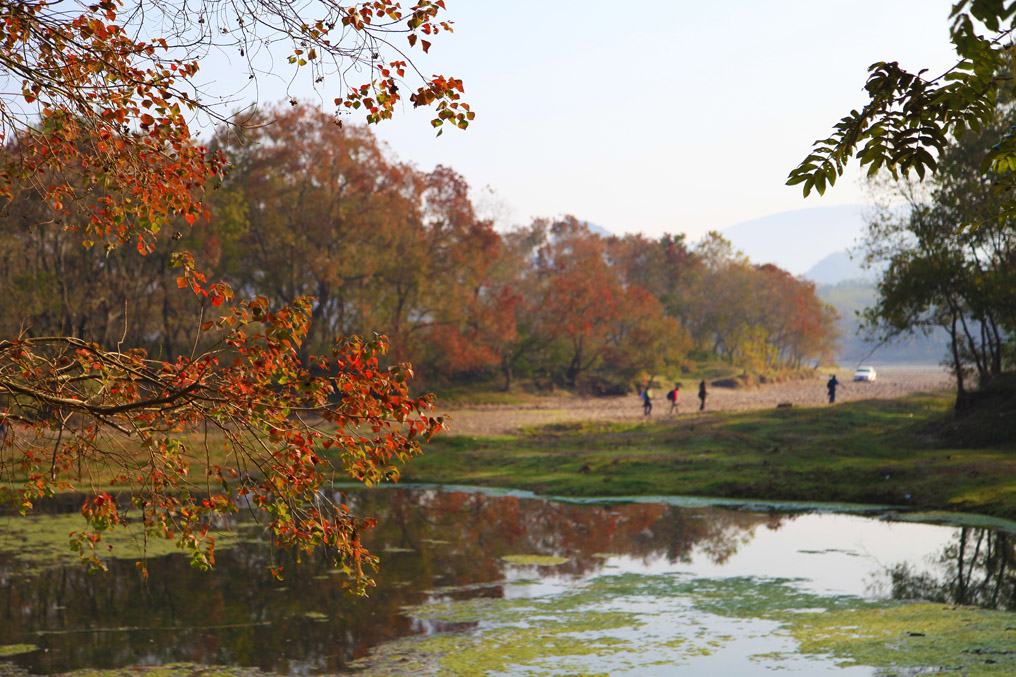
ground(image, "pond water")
xmin=1 ymin=486 xmax=1015 ymax=675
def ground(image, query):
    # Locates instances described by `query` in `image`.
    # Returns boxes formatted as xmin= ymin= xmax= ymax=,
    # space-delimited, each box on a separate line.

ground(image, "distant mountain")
xmin=721 ymin=205 xmax=869 ymax=276
xmin=815 ymin=279 xmax=946 ymax=366
xmin=583 ymin=221 xmax=613 ymax=238
xmin=803 ymin=251 xmax=875 ymax=285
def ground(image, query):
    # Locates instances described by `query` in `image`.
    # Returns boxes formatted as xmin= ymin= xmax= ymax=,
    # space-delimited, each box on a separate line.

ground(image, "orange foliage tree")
xmin=674 ymin=232 xmax=838 ymax=371
xmin=535 ymin=218 xmax=688 ymax=388
xmin=209 ymin=105 xmax=503 ymax=383
xmin=0 ymin=0 xmax=469 ymax=588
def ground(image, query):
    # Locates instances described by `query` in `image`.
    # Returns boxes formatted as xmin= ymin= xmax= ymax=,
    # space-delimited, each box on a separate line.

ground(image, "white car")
xmin=853 ymin=366 xmax=877 ymax=382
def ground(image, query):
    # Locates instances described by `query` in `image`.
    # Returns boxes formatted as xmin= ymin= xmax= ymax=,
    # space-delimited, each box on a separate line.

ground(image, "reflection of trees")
xmin=355 ymin=490 xmax=778 ymax=581
xmin=885 ymin=527 xmax=1016 ymax=610
xmin=0 ymin=488 xmax=775 ymax=674
xmin=690 ymin=511 xmax=791 ymax=565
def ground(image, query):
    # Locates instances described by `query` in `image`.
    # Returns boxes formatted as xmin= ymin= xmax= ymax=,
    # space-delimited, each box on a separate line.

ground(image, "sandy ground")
xmin=440 ymin=365 xmax=954 ymax=436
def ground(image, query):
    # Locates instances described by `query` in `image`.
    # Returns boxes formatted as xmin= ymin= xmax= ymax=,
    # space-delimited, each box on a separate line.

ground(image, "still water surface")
xmin=1 ymin=486 xmax=1014 ymax=674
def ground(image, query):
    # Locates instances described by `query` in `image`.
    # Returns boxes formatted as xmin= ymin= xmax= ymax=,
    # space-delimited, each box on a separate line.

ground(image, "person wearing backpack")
xmin=666 ymin=383 xmax=680 ymax=414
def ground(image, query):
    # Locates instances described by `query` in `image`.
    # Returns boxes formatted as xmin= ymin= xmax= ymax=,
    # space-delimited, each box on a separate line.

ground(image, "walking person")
xmin=666 ymin=383 xmax=680 ymax=414
xmin=698 ymin=380 xmax=707 ymax=411
xmin=641 ymin=385 xmax=653 ymax=416
xmin=827 ymin=374 xmax=840 ymax=404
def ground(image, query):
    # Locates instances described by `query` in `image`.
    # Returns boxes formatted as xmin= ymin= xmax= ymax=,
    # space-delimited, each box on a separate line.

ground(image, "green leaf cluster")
xmin=789 ymin=3 xmax=1016 ymax=194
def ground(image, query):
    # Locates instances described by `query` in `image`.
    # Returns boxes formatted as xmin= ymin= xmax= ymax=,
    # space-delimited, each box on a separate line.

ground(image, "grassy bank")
xmin=399 ymin=390 xmax=1016 ymax=520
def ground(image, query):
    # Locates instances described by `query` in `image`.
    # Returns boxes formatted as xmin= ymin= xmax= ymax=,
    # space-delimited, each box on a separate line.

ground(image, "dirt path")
xmin=441 ymin=366 xmax=953 ymax=436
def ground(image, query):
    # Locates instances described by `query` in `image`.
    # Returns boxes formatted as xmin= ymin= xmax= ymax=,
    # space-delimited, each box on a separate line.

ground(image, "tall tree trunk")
xmin=956 ymin=309 xmax=987 ymax=385
xmin=956 ymin=527 xmax=969 ymax=604
xmin=950 ymin=311 xmax=969 ymax=411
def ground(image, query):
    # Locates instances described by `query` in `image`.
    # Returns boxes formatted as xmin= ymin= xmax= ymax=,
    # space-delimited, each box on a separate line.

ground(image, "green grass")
xmin=397 ymin=391 xmax=1016 ymax=520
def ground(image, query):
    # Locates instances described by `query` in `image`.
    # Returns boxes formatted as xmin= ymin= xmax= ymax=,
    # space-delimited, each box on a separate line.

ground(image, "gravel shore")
xmin=441 ymin=365 xmax=953 ymax=436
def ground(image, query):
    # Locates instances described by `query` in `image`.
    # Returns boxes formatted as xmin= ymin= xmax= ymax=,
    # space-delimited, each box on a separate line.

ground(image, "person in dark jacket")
xmin=827 ymin=375 xmax=840 ymax=404
xmin=698 ymin=380 xmax=707 ymax=411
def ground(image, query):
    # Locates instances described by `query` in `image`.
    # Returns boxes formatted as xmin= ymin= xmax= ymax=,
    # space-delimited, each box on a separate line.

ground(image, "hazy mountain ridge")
xmin=719 ymin=206 xmax=943 ymax=365
xmin=815 ymin=279 xmax=946 ymax=366
xmin=721 ymin=205 xmax=870 ymax=276
xmin=804 ymin=251 xmax=876 ymax=285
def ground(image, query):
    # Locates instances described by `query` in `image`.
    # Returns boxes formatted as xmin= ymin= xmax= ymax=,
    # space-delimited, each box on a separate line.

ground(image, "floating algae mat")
xmin=501 ymin=554 xmax=570 ymax=566
xmin=0 ymin=644 xmax=38 ymax=658
xmin=0 ymin=511 xmax=252 ymax=575
xmin=353 ymin=574 xmax=1016 ymax=676
xmin=2 ymin=486 xmax=1015 ymax=675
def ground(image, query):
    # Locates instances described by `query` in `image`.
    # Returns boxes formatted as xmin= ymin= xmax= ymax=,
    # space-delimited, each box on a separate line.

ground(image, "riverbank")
xmin=400 ymin=387 xmax=1016 ymax=520
xmin=438 ymin=365 xmax=952 ymax=436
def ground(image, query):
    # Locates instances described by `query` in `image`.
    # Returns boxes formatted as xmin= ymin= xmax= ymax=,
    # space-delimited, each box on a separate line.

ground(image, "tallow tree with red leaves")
xmin=209 ymin=106 xmax=502 ymax=384
xmin=537 ymin=218 xmax=688 ymax=387
xmin=0 ymin=0 xmax=468 ymax=589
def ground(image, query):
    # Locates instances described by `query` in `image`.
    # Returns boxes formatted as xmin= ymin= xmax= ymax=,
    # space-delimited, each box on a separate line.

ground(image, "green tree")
xmin=790 ymin=1 xmax=1016 ymax=405
xmin=788 ymin=2 xmax=1016 ymax=210
xmin=860 ymin=111 xmax=1016 ymax=405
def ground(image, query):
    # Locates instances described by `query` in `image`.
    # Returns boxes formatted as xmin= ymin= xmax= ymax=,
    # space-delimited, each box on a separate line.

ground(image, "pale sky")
xmin=221 ymin=1 xmax=962 ymax=242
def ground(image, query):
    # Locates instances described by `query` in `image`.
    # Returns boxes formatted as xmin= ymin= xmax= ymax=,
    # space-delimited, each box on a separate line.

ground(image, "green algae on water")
xmin=787 ymin=602 xmax=1016 ymax=675
xmin=501 ymin=554 xmax=569 ymax=566
xmin=356 ymin=572 xmax=1016 ymax=676
xmin=674 ymin=576 xmax=882 ymax=619
xmin=0 ymin=644 xmax=38 ymax=657
xmin=683 ymin=577 xmax=1016 ymax=674
xmin=0 ymin=512 xmax=248 ymax=573
xmin=354 ymin=573 xmax=771 ymax=675
xmin=887 ymin=510 xmax=1016 ymax=532
xmin=56 ymin=663 xmax=278 ymax=677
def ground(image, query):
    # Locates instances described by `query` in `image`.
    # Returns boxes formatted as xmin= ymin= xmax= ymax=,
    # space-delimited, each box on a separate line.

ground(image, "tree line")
xmin=2 ymin=104 xmax=839 ymax=393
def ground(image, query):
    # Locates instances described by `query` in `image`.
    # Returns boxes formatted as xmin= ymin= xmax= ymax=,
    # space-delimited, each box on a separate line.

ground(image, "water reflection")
xmin=0 ymin=487 xmax=779 ymax=674
xmin=882 ymin=527 xmax=1016 ymax=610
xmin=2 ymin=487 xmax=1011 ymax=675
